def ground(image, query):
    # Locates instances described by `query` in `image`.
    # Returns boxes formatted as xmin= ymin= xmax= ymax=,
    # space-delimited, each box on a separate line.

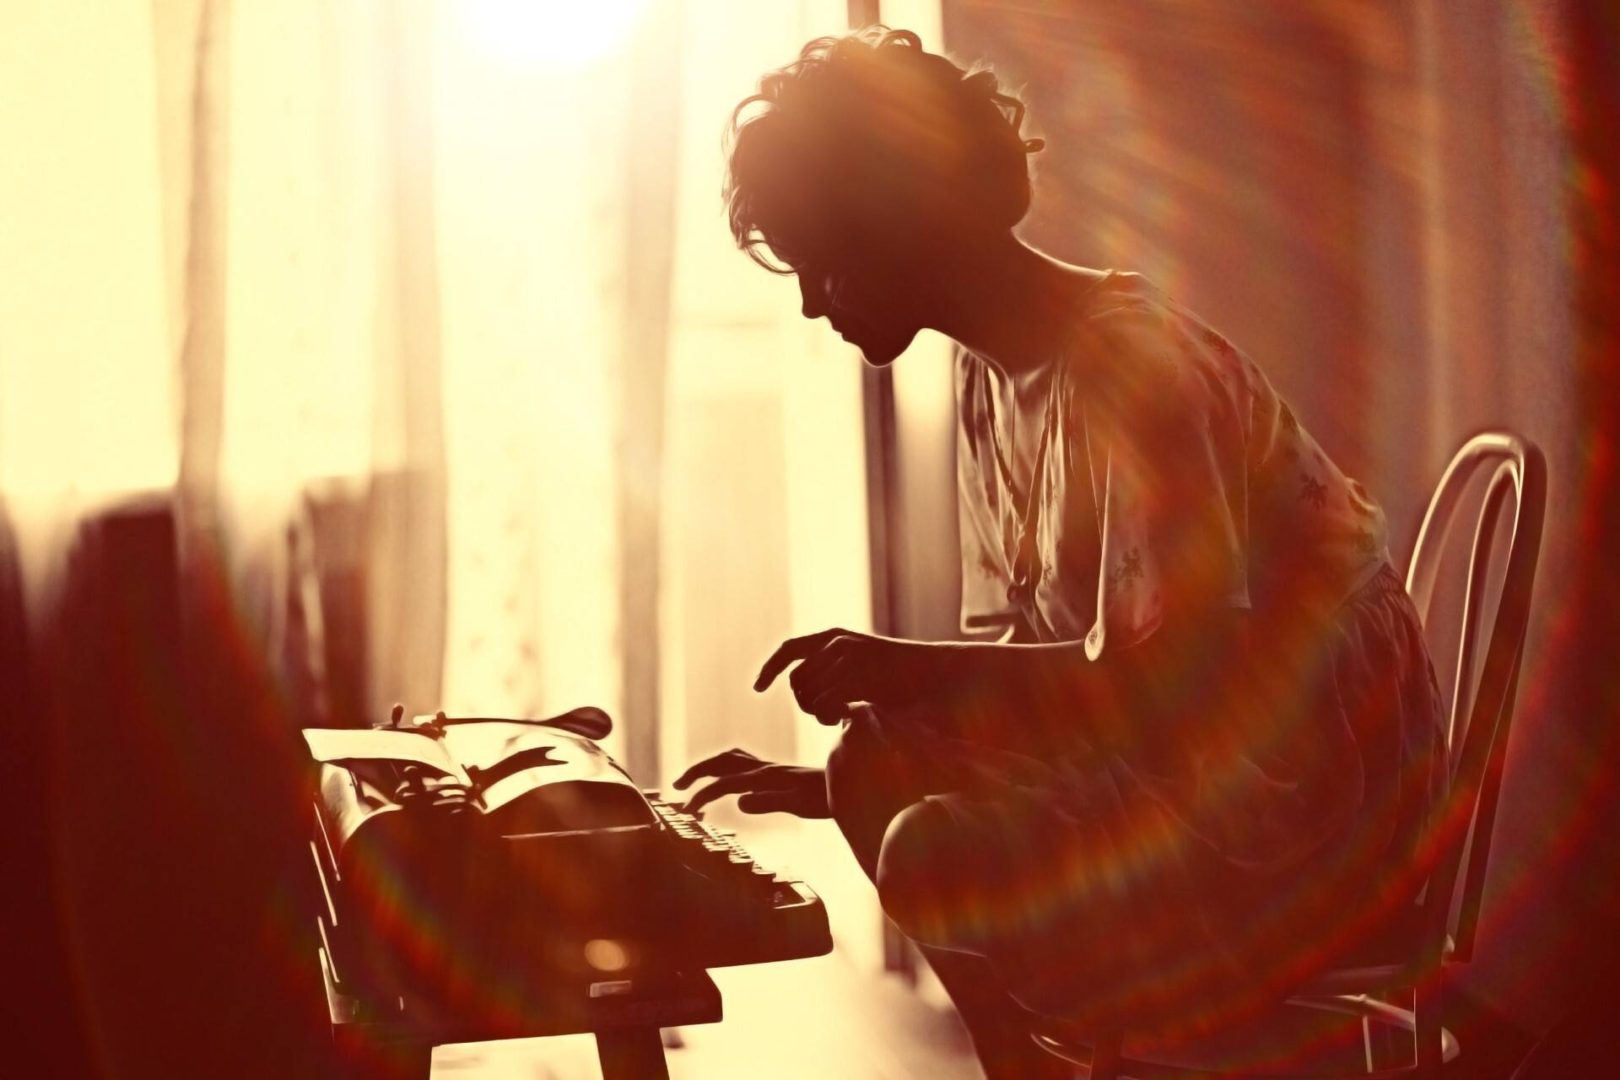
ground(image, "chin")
xmin=851 ymin=329 xmax=917 ymax=368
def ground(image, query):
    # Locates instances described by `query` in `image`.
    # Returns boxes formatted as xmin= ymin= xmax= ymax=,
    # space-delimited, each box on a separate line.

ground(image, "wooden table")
xmin=318 ymin=946 xmax=723 ymax=1079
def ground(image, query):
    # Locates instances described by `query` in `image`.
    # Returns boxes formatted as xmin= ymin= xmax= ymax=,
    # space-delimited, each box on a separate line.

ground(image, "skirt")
xmin=859 ymin=563 xmax=1445 ymax=1035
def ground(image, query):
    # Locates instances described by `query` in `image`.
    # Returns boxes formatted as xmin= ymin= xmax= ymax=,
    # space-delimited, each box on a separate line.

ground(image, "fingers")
xmin=737 ymin=789 xmax=804 ymax=815
xmin=754 ymin=627 xmax=846 ymax=692
xmin=681 ymin=768 xmax=771 ymax=815
xmin=794 ymin=642 xmax=883 ymax=724
xmin=794 ymin=655 xmax=850 ymax=718
xmin=672 ymin=747 xmax=760 ymax=791
xmin=681 ymin=764 xmax=830 ymax=818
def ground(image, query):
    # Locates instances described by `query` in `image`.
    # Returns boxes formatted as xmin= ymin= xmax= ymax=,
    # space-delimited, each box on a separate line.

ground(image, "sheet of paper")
xmin=301 ymin=727 xmax=454 ymax=771
xmin=441 ymin=722 xmax=638 ymax=813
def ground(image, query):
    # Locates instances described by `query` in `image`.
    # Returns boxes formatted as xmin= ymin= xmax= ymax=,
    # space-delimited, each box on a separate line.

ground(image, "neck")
xmin=926 ymin=233 xmax=1103 ymax=378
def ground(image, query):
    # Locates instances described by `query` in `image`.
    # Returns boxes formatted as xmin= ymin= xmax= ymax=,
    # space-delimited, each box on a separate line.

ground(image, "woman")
xmin=676 ymin=28 xmax=1444 ymax=1075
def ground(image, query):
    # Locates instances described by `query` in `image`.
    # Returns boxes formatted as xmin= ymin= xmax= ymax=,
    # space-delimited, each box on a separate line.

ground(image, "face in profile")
xmin=790 ymin=243 xmax=931 ymax=367
xmin=727 ymin=30 xmax=1038 ymax=367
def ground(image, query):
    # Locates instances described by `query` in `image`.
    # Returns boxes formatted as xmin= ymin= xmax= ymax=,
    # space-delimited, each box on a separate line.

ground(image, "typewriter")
xmin=303 ymin=708 xmax=830 ymax=1076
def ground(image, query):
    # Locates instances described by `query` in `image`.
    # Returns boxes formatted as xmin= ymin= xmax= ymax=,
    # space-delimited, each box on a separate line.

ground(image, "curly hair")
xmin=724 ymin=27 xmax=1044 ymax=274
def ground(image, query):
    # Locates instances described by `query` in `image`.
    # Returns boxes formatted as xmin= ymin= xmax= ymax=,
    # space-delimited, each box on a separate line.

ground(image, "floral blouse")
xmin=957 ymin=271 xmax=1390 ymax=653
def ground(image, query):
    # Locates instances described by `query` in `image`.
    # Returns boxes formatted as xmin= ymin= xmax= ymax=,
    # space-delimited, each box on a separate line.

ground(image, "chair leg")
xmin=1090 ymin=1028 xmax=1122 ymax=1080
xmin=1364 ymin=992 xmax=1405 ymax=1072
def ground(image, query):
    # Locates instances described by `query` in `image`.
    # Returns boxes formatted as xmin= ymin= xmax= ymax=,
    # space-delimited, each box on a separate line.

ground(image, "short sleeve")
xmin=955 ymin=348 xmax=1018 ymax=635
xmin=958 ymin=455 xmax=1016 ymax=635
xmin=1074 ymin=302 xmax=1252 ymax=661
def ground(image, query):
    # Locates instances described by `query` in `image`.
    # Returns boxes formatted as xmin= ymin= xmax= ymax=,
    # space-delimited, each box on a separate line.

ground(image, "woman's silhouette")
xmin=676 ymin=28 xmax=1444 ymax=1076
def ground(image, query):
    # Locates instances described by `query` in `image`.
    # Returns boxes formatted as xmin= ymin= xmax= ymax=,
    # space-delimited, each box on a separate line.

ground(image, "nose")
xmin=798 ymin=273 xmax=830 ymax=321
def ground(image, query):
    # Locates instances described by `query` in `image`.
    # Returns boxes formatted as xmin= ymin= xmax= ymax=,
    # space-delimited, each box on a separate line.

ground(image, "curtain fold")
xmin=368 ymin=0 xmax=448 ymax=717
xmin=3 ymin=0 xmax=874 ymax=747
xmin=615 ymin=0 xmax=684 ymax=783
xmin=0 ymin=7 xmax=880 ymax=1067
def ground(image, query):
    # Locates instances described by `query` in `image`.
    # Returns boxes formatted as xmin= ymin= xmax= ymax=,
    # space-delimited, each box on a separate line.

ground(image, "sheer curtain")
xmin=0 ymin=0 xmax=869 ymax=770
xmin=2 ymin=2 xmax=878 ymax=1066
xmin=0 ymin=2 xmax=179 ymax=565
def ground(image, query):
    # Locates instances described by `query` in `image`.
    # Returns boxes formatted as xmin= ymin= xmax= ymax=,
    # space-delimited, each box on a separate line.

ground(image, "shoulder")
xmin=1063 ymin=273 xmax=1191 ymax=420
xmin=1069 ymin=272 xmax=1176 ymax=361
xmin=1070 ymin=273 xmax=1259 ymax=388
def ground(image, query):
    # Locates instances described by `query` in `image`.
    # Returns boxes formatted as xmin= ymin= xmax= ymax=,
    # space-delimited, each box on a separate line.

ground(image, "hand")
xmin=672 ymin=748 xmax=830 ymax=818
xmin=754 ymin=628 xmax=950 ymax=724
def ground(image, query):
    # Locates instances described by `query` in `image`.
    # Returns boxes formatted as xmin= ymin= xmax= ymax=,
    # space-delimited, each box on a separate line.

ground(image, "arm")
xmin=759 ymin=608 xmax=1252 ymax=752
xmin=672 ymin=747 xmax=829 ymax=817
xmin=947 ymin=623 xmax=1245 ymax=751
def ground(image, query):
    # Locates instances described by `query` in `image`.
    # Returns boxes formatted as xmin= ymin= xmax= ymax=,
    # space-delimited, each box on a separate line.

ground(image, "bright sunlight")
xmin=452 ymin=0 xmax=649 ymax=68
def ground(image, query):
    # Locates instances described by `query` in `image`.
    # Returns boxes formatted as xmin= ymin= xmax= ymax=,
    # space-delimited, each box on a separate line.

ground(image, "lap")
xmin=829 ymin=718 xmax=1183 ymax=943
xmin=823 ymin=567 xmax=1444 ymax=1029
xmin=868 ymin=745 xmax=1225 ymax=1028
xmin=828 ymin=707 xmax=1087 ymax=800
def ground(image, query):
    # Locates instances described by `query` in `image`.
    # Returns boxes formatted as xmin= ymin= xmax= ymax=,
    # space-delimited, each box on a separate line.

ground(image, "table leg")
xmin=594 ymin=1026 xmax=669 ymax=1079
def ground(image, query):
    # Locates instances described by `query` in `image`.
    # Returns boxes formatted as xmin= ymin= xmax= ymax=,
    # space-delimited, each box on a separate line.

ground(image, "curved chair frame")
xmin=1034 ymin=432 xmax=1547 ymax=1079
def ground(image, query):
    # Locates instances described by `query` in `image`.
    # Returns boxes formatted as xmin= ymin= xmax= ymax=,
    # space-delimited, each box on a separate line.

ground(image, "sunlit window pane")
xmin=435 ymin=2 xmax=627 ymax=734
xmin=0 ymin=4 xmax=175 ymax=499
xmin=218 ymin=0 xmax=379 ymax=515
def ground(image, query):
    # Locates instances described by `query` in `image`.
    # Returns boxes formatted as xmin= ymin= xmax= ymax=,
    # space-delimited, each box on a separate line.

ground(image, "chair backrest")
xmin=1403 ymin=432 xmax=1546 ymax=965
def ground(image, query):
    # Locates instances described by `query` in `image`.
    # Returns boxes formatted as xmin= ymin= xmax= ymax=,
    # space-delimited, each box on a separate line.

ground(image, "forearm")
xmin=933 ymin=639 xmax=1121 ymax=749
xmin=804 ymin=633 xmax=1098 ymax=743
xmin=937 ymin=610 xmax=1251 ymax=751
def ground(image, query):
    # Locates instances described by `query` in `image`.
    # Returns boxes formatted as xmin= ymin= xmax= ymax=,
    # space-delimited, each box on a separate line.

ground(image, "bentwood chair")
xmin=1031 ymin=432 xmax=1547 ymax=1078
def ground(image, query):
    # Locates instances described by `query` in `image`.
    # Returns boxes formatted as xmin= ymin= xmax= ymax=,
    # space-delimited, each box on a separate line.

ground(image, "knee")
xmin=875 ymin=799 xmax=959 ymax=949
xmin=825 ymin=721 xmax=891 ymax=830
xmin=825 ymin=721 xmax=913 ymax=875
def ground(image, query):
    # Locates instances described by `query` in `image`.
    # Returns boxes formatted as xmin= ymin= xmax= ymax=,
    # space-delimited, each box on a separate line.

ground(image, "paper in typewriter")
xmin=301 ymin=721 xmax=651 ymax=824
xmin=437 ymin=722 xmax=637 ymax=814
xmin=302 ymin=727 xmax=471 ymax=781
